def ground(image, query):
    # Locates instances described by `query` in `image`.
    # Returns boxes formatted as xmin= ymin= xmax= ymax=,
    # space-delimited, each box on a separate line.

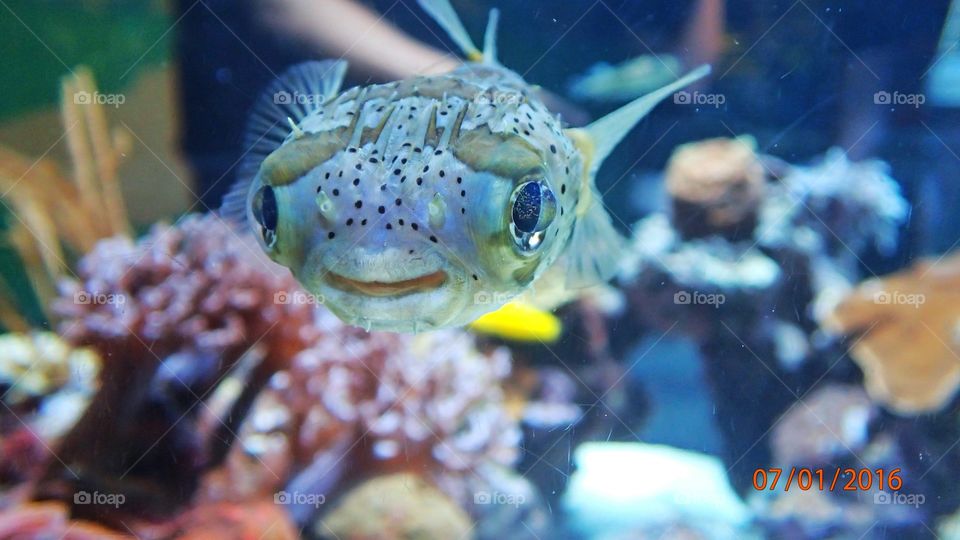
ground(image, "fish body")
xmin=223 ymin=0 xmax=709 ymax=333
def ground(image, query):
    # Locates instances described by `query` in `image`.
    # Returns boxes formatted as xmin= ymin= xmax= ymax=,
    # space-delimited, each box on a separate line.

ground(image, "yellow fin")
xmin=469 ymin=302 xmax=562 ymax=343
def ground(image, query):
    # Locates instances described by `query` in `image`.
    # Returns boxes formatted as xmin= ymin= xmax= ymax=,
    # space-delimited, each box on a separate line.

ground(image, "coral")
xmin=757 ymin=148 xmax=907 ymax=261
xmin=204 ymin=327 xmax=522 ymax=512
xmin=316 ymin=473 xmax=473 ymax=540
xmin=825 ymin=252 xmax=960 ymax=414
xmin=613 ymin=146 xmax=907 ymax=493
xmin=770 ymin=384 xmax=876 ymax=467
xmin=0 ymin=332 xmax=100 ymax=489
xmin=0 ymin=332 xmax=99 ymax=410
xmin=0 ymin=502 xmax=128 ymax=539
xmin=54 ymin=213 xmax=316 ymax=369
xmin=36 ymin=213 xmax=334 ymax=520
xmin=665 ymin=136 xmax=766 ymax=240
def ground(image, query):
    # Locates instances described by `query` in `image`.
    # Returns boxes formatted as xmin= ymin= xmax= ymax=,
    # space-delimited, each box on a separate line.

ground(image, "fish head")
xmin=247 ymin=130 xmax=578 ymax=332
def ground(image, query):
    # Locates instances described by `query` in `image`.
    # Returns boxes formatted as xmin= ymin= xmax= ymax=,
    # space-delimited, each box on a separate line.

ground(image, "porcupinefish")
xmin=222 ymin=0 xmax=709 ymax=333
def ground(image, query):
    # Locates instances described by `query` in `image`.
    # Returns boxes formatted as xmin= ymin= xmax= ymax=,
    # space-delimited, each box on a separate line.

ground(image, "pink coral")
xmin=204 ymin=323 xmax=521 ymax=507
xmin=54 ymin=213 xmax=319 ymax=369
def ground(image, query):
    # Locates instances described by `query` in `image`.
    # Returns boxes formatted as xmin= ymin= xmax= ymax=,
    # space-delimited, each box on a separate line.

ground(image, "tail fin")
xmin=418 ymin=0 xmax=498 ymax=63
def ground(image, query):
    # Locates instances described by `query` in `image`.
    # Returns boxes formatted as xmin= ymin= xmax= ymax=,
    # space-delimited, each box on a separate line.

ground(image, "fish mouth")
xmin=327 ymin=270 xmax=448 ymax=297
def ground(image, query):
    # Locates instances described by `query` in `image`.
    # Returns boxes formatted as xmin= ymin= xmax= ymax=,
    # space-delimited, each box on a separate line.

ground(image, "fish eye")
xmin=251 ymin=185 xmax=279 ymax=249
xmin=509 ymin=179 xmax=557 ymax=253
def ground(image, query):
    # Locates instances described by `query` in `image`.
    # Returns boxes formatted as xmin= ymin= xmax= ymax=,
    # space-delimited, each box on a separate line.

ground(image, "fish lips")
xmin=302 ymin=248 xmax=473 ymax=331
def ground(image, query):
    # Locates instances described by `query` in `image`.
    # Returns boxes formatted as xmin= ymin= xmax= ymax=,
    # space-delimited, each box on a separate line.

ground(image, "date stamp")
xmin=752 ymin=467 xmax=903 ymax=492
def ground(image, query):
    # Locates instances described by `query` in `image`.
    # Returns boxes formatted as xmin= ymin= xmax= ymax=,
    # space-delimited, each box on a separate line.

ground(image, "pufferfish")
xmin=221 ymin=0 xmax=709 ymax=333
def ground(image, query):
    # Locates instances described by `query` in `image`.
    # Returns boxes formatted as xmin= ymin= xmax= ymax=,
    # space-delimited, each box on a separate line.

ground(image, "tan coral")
xmin=665 ymin=136 xmax=766 ymax=236
xmin=825 ymin=252 xmax=960 ymax=414
xmin=316 ymin=473 xmax=473 ymax=540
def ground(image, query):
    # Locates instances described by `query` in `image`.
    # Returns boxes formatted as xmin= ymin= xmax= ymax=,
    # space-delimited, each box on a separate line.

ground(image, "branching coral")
xmin=826 ymin=252 xmax=960 ymax=414
xmin=38 ymin=213 xmax=336 ymax=520
xmin=203 ymin=325 xmax=523 ymax=514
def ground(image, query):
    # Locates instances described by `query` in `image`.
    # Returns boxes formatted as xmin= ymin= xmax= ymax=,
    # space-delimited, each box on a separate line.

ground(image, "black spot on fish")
xmin=398 ymin=218 xmax=404 ymax=225
xmin=346 ymin=218 xmax=354 ymax=226
xmin=456 ymin=177 xmax=462 ymax=184
xmin=368 ymin=157 xmax=378 ymax=164
xmin=439 ymin=170 xmax=446 ymax=178
xmin=411 ymin=223 xmax=419 ymax=231
xmin=565 ymin=166 xmax=570 ymax=174
xmin=561 ymin=184 xmax=566 ymax=194
xmin=386 ymin=223 xmax=393 ymax=230
xmin=422 ymin=165 xmax=430 ymax=173
xmin=355 ymin=200 xmax=362 ymax=209
xmin=461 ymin=208 xmax=465 ymax=214
xmin=416 ymin=177 xmax=423 ymax=186
xmin=317 ymin=185 xmax=322 ymax=193
xmin=460 ymin=190 xmax=466 ymax=197
xmin=434 ymin=150 xmax=442 ymax=155
xmin=471 ymin=274 xmax=478 ymax=280
xmin=550 ymin=144 xmax=557 ymax=154
xmin=348 ymin=148 xmax=357 ymax=153
xmin=354 ymin=163 xmax=362 ymax=171
xmin=328 ymin=232 xmax=336 ymax=239
xmin=393 ymin=169 xmax=402 ymax=175
xmin=401 ymin=158 xmax=408 ymax=164
xmin=353 ymin=178 xmax=360 ymax=186
xmin=378 ymin=205 xmax=385 ymax=214
xmin=361 ymin=218 xmax=368 ymax=226
xmin=324 ymin=172 xmax=331 ymax=179
xmin=400 ymin=176 xmax=407 ymax=183
xmin=408 ymin=249 xmax=415 ymax=254
xmin=395 ymin=198 xmax=402 ymax=206
xmin=380 ymin=184 xmax=387 ymax=191
xmin=338 ymin=171 xmax=343 ymax=177
xmin=429 ymin=235 xmax=438 ymax=243
xmin=332 ymin=189 xmax=340 ymax=196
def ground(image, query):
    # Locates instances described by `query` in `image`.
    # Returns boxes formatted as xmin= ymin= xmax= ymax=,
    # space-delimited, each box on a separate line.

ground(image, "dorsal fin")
xmin=416 ymin=0 xmax=483 ymax=62
xmin=220 ymin=60 xmax=348 ymax=224
xmin=561 ymin=65 xmax=712 ymax=288
xmin=578 ymin=65 xmax=711 ymax=177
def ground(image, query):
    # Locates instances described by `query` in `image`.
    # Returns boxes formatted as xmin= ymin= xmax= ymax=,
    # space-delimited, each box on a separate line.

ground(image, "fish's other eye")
xmin=252 ymin=185 xmax=279 ymax=249
xmin=509 ymin=179 xmax=557 ymax=253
